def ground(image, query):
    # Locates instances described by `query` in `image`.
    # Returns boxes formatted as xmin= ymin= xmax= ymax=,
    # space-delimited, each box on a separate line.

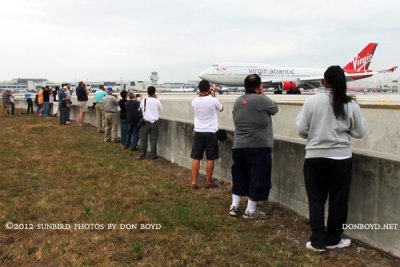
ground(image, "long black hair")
xmin=324 ymin=65 xmax=354 ymax=119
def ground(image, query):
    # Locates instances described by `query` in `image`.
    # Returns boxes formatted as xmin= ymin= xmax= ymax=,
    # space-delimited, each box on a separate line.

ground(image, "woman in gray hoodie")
xmin=296 ymin=65 xmax=368 ymax=252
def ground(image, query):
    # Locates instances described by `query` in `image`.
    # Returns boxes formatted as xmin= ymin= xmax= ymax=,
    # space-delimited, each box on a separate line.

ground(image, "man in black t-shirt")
xmin=76 ymin=81 xmax=89 ymax=127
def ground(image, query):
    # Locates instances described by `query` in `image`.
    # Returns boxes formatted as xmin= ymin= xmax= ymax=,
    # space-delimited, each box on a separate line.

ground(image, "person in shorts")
xmin=76 ymin=81 xmax=89 ymax=127
xmin=190 ymin=80 xmax=223 ymax=189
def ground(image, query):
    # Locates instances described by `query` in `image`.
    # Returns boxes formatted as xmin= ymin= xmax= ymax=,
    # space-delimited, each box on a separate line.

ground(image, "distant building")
xmin=0 ymin=78 xmax=48 ymax=92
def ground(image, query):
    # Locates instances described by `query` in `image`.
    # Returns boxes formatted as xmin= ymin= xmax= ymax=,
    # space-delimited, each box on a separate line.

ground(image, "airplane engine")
xmin=281 ymin=81 xmax=297 ymax=90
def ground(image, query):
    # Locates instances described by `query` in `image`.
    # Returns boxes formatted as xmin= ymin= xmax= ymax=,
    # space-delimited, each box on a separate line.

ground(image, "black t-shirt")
xmin=119 ymin=99 xmax=127 ymax=120
xmin=76 ymin=86 xmax=88 ymax=101
xmin=125 ymin=100 xmax=142 ymax=124
xmin=43 ymin=89 xmax=50 ymax=102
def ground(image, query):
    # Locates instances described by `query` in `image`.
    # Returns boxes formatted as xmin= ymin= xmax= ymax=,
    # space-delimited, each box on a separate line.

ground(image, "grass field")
xmin=0 ymin=111 xmax=399 ymax=266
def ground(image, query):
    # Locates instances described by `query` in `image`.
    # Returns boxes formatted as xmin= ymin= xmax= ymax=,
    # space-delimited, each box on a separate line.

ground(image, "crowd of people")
xmin=1 ymin=67 xmax=368 ymax=252
xmin=2 ymin=84 xmax=76 ymax=123
xmin=91 ymin=84 xmax=158 ymax=159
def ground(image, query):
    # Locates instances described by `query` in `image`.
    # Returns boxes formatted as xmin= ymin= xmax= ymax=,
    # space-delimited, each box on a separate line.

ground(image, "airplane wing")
xmin=378 ymin=66 xmax=397 ymax=73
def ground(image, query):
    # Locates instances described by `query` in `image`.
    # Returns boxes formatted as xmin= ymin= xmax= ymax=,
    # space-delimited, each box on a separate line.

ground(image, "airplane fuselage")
xmin=199 ymin=63 xmax=324 ymax=86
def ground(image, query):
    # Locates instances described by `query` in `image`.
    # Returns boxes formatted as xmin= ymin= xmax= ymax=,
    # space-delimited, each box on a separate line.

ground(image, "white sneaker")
xmin=326 ymin=239 xmax=351 ymax=249
xmin=243 ymin=209 xmax=266 ymax=219
xmin=229 ymin=205 xmax=239 ymax=217
xmin=306 ymin=241 xmax=326 ymax=252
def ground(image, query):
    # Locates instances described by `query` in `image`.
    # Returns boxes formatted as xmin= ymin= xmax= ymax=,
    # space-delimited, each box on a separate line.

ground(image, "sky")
xmin=0 ymin=0 xmax=399 ymax=84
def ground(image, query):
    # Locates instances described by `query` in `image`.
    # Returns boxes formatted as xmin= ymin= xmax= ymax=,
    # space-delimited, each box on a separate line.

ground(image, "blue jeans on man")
xmin=120 ymin=119 xmax=129 ymax=146
xmin=43 ymin=102 xmax=50 ymax=117
xmin=60 ymin=107 xmax=68 ymax=125
xmin=124 ymin=123 xmax=140 ymax=150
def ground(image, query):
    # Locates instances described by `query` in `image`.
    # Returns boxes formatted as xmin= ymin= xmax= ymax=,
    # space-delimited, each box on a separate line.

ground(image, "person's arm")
xmin=112 ymin=97 xmax=119 ymax=106
xmin=349 ymin=102 xmax=368 ymax=138
xmin=215 ymin=99 xmax=224 ymax=112
xmin=263 ymin=96 xmax=278 ymax=115
xmin=140 ymin=99 xmax=145 ymax=115
xmin=295 ymin=103 xmax=310 ymax=139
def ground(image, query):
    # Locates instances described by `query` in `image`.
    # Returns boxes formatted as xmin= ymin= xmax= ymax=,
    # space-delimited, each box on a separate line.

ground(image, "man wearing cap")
xmin=103 ymin=87 xmax=119 ymax=143
xmin=94 ymin=85 xmax=107 ymax=133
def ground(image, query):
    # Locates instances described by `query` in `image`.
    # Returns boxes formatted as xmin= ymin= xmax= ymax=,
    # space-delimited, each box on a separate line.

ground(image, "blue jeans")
xmin=120 ymin=119 xmax=129 ymax=146
xmin=60 ymin=107 xmax=68 ymax=124
xmin=125 ymin=122 xmax=140 ymax=149
xmin=43 ymin=102 xmax=50 ymax=117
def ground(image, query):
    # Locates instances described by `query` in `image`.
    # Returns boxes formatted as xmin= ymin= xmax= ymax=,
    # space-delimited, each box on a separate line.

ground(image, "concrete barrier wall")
xmin=156 ymin=119 xmax=400 ymax=257
xmin=11 ymin=95 xmax=400 ymax=257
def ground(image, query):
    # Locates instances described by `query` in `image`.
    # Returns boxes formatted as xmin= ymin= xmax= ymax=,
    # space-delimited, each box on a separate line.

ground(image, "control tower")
xmin=150 ymin=72 xmax=159 ymax=85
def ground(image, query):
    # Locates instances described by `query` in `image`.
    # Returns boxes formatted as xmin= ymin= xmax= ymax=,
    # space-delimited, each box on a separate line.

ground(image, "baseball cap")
xmin=107 ymin=87 xmax=113 ymax=92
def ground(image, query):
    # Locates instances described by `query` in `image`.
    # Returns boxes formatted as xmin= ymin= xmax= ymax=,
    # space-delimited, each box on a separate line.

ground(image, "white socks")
xmin=246 ymin=199 xmax=257 ymax=213
xmin=231 ymin=194 xmax=241 ymax=207
xmin=231 ymin=195 xmax=257 ymax=213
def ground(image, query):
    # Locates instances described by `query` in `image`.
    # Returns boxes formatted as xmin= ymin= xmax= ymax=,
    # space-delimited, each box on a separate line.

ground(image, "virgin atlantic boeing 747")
xmin=198 ymin=43 xmax=397 ymax=92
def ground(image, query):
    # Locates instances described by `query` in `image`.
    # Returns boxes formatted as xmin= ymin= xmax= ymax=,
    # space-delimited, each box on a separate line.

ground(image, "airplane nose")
xmin=198 ymin=69 xmax=206 ymax=80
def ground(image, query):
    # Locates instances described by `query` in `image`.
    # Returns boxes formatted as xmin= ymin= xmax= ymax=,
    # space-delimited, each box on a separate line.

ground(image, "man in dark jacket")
xmin=124 ymin=91 xmax=143 ymax=150
xmin=119 ymin=90 xmax=128 ymax=146
xmin=76 ymin=81 xmax=89 ymax=126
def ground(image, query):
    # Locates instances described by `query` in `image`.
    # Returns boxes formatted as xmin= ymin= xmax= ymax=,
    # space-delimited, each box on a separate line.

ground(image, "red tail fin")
xmin=343 ymin=43 xmax=378 ymax=72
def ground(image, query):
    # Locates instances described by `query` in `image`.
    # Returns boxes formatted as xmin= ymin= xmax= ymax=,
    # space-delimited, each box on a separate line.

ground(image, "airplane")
xmin=198 ymin=43 xmax=397 ymax=92
xmin=170 ymin=84 xmax=197 ymax=93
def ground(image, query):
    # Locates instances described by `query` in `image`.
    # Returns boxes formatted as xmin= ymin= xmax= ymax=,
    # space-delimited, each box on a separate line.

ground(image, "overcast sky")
xmin=0 ymin=0 xmax=399 ymax=84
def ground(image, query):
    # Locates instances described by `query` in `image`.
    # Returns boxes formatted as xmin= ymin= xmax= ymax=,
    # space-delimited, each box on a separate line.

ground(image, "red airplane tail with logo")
xmin=343 ymin=43 xmax=378 ymax=72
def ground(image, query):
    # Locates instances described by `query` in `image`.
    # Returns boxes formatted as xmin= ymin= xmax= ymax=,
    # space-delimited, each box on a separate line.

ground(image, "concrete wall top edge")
xmin=12 ymin=94 xmax=400 ymax=157
xmin=9 ymin=93 xmax=400 ymax=108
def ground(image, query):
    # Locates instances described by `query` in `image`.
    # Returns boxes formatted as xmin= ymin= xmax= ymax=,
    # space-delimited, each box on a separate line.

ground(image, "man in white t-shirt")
xmin=190 ymin=80 xmax=224 ymax=189
xmin=138 ymin=86 xmax=162 ymax=160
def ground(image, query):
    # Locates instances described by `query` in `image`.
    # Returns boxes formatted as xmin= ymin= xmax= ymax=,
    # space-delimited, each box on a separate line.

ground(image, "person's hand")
xmin=209 ymin=88 xmax=216 ymax=97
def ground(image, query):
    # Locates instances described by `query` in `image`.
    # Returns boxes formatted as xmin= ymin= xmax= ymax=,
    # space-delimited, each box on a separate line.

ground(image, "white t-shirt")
xmin=192 ymin=95 xmax=223 ymax=133
xmin=140 ymin=97 xmax=162 ymax=123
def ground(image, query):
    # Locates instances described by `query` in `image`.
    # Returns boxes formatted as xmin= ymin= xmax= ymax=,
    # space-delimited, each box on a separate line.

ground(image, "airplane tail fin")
xmin=343 ymin=43 xmax=378 ymax=72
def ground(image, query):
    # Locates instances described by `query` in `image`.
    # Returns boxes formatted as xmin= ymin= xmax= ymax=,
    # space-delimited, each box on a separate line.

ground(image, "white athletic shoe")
xmin=306 ymin=241 xmax=326 ymax=252
xmin=326 ymin=239 xmax=351 ymax=249
xmin=243 ymin=209 xmax=266 ymax=219
xmin=229 ymin=205 xmax=239 ymax=217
